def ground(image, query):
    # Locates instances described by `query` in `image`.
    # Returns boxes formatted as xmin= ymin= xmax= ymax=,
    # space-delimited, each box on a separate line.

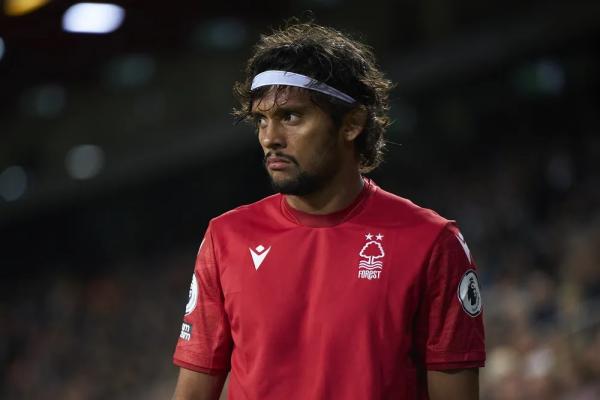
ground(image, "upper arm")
xmin=173 ymin=224 xmax=233 ymax=376
xmin=427 ymin=368 xmax=479 ymax=400
xmin=416 ymin=223 xmax=486 ymax=368
xmin=172 ymin=368 xmax=228 ymax=400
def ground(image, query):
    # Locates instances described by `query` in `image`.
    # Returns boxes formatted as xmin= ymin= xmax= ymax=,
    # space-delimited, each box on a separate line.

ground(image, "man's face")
xmin=251 ymin=87 xmax=344 ymax=196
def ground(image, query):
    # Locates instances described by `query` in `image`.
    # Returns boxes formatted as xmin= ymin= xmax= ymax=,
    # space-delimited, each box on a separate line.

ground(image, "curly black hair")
xmin=233 ymin=22 xmax=393 ymax=173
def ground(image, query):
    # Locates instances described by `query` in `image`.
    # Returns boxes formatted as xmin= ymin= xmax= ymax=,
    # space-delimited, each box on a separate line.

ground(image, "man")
xmin=172 ymin=22 xmax=485 ymax=400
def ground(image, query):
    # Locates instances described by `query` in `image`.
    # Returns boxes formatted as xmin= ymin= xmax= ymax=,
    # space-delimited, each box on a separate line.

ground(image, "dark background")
xmin=1 ymin=1 xmax=599 ymax=399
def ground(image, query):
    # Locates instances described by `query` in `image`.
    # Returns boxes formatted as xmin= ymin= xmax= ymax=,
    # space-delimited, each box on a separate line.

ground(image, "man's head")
xmin=233 ymin=22 xmax=392 ymax=194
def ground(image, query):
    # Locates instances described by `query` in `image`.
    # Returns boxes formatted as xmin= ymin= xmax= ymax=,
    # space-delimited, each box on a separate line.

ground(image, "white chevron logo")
xmin=455 ymin=232 xmax=473 ymax=264
xmin=249 ymin=245 xmax=271 ymax=270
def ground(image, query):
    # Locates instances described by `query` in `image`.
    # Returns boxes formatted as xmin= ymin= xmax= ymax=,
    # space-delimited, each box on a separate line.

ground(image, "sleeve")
xmin=416 ymin=223 xmax=486 ymax=371
xmin=173 ymin=223 xmax=233 ymax=374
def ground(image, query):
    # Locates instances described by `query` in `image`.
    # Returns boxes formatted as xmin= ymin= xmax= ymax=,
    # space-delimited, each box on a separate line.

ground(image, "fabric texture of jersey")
xmin=173 ymin=179 xmax=485 ymax=399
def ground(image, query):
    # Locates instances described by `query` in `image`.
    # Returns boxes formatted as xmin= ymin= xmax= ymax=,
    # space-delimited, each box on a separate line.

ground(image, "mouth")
xmin=266 ymin=156 xmax=292 ymax=171
xmin=264 ymin=153 xmax=297 ymax=171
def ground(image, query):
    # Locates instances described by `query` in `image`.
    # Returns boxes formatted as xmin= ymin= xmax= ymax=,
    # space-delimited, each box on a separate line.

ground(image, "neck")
xmin=284 ymin=170 xmax=364 ymax=215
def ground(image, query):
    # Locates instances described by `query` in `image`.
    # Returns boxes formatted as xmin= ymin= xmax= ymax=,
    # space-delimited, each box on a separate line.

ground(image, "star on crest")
xmin=376 ymin=233 xmax=384 ymax=241
xmin=365 ymin=233 xmax=373 ymax=240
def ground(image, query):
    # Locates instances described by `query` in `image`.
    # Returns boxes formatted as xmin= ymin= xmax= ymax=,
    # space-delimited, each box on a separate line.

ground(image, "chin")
xmin=269 ymin=172 xmax=324 ymax=196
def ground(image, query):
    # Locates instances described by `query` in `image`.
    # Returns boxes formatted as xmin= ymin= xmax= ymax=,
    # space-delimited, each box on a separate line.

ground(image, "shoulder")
xmin=208 ymin=193 xmax=282 ymax=232
xmin=365 ymin=183 xmax=452 ymax=233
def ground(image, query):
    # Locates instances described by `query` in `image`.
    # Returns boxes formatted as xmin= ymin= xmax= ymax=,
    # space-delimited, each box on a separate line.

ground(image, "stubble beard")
xmin=266 ymin=150 xmax=340 ymax=196
xmin=269 ymin=168 xmax=327 ymax=196
xmin=265 ymin=127 xmax=341 ymax=196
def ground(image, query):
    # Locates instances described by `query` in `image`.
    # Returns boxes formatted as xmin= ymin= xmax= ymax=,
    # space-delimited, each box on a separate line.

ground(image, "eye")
xmin=282 ymin=112 xmax=300 ymax=124
xmin=253 ymin=115 xmax=267 ymax=129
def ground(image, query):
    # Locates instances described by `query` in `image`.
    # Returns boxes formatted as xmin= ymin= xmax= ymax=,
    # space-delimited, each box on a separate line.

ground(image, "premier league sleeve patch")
xmin=457 ymin=269 xmax=482 ymax=317
xmin=185 ymin=273 xmax=199 ymax=315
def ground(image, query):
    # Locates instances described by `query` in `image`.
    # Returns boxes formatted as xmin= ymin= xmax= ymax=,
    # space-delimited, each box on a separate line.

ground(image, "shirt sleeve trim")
xmin=173 ymin=357 xmax=229 ymax=375
xmin=427 ymin=360 xmax=485 ymax=370
xmin=426 ymin=350 xmax=486 ymax=365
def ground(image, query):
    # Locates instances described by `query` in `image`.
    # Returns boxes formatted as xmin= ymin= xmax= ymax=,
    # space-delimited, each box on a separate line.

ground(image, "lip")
xmin=266 ymin=157 xmax=291 ymax=171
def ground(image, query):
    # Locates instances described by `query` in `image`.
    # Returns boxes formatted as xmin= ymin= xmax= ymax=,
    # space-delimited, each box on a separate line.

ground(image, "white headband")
xmin=250 ymin=70 xmax=357 ymax=104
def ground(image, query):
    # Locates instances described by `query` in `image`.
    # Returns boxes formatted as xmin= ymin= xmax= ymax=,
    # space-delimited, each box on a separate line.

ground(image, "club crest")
xmin=358 ymin=233 xmax=385 ymax=280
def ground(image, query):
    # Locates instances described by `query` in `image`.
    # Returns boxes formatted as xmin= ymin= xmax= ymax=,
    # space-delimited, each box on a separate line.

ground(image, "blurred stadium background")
xmin=1 ymin=0 xmax=599 ymax=399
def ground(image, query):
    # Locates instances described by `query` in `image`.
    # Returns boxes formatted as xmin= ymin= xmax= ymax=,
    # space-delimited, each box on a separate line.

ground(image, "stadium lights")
xmin=62 ymin=3 xmax=125 ymax=34
xmin=192 ymin=18 xmax=247 ymax=50
xmin=0 ymin=165 xmax=27 ymax=202
xmin=4 ymin=0 xmax=50 ymax=16
xmin=65 ymin=144 xmax=105 ymax=180
xmin=20 ymin=83 xmax=66 ymax=118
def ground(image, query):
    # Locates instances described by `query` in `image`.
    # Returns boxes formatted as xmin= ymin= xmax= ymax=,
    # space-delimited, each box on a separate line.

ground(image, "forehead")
xmin=251 ymin=86 xmax=313 ymax=113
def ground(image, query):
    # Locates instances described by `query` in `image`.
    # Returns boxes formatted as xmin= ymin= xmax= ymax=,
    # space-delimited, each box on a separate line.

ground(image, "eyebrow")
xmin=251 ymin=103 xmax=309 ymax=118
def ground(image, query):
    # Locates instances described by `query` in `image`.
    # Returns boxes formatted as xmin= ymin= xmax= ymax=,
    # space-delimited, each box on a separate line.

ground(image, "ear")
xmin=340 ymin=106 xmax=367 ymax=142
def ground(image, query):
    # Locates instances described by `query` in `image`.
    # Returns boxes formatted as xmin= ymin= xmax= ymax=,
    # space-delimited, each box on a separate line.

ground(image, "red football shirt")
xmin=174 ymin=179 xmax=485 ymax=399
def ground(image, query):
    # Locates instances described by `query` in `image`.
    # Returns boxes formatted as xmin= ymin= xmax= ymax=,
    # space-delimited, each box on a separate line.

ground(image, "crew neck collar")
xmin=280 ymin=178 xmax=375 ymax=227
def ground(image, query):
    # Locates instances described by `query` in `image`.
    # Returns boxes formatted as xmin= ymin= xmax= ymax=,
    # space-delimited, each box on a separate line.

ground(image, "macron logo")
xmin=249 ymin=245 xmax=271 ymax=270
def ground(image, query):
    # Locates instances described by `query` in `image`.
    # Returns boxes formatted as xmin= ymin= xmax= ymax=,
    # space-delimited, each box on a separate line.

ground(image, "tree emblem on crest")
xmin=359 ymin=238 xmax=385 ymax=270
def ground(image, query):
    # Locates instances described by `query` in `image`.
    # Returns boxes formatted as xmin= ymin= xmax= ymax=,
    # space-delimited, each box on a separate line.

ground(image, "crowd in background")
xmin=1 ymin=129 xmax=599 ymax=400
xmin=439 ymin=138 xmax=600 ymax=399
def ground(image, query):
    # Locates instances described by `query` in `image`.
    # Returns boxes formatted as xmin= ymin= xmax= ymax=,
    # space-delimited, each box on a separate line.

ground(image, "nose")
xmin=259 ymin=119 xmax=286 ymax=150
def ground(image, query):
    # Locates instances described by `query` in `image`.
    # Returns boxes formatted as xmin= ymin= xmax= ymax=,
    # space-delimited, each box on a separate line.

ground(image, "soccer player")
xmin=171 ymin=22 xmax=485 ymax=400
